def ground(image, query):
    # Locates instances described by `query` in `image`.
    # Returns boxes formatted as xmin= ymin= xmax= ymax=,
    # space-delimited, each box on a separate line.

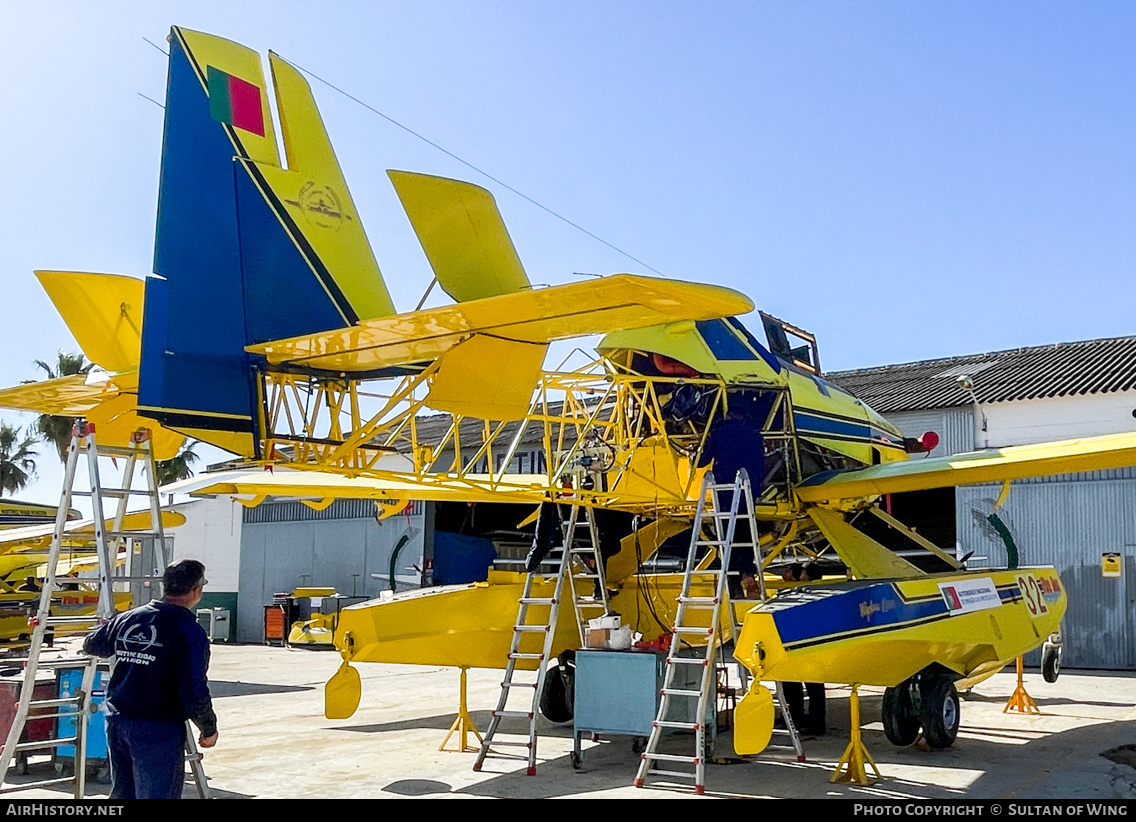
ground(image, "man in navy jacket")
xmin=84 ymin=559 xmax=218 ymax=799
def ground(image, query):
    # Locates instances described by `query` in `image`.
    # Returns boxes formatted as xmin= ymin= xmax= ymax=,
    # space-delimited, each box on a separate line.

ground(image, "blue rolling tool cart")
xmin=54 ymin=665 xmax=110 ymax=781
xmin=572 ymin=649 xmax=715 ymax=769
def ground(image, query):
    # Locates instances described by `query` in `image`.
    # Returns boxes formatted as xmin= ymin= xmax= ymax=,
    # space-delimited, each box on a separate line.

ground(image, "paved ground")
xmin=4 ymin=642 xmax=1136 ymax=799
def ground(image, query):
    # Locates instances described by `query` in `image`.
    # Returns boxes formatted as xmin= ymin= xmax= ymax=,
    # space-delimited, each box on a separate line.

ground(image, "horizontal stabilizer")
xmin=389 ymin=170 xmax=530 ymax=301
xmin=36 ymin=272 xmax=143 ymax=373
xmin=797 ymin=431 xmax=1136 ymax=502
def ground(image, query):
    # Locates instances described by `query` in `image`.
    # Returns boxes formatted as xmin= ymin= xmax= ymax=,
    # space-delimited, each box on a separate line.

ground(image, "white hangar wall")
xmin=883 ymin=399 xmax=1136 ymax=669
xmin=236 ymin=499 xmax=427 ymax=643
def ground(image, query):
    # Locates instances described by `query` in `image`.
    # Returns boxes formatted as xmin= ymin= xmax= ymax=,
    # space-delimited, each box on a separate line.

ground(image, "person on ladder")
xmin=697 ymin=405 xmax=763 ymax=598
xmin=83 ymin=559 xmax=219 ymax=799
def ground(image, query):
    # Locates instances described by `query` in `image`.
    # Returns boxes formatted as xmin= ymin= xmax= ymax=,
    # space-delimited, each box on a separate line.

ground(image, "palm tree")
xmin=156 ymin=440 xmax=200 ymax=487
xmin=32 ymin=352 xmax=92 ymax=462
xmin=0 ymin=423 xmax=38 ymax=497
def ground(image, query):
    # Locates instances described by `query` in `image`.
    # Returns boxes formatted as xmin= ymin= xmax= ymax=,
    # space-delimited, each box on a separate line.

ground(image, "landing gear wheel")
xmin=1042 ymin=646 xmax=1061 ymax=683
xmin=882 ymin=680 xmax=921 ymax=746
xmin=538 ymin=651 xmax=576 ymax=724
xmin=919 ymin=676 xmax=960 ymax=749
xmin=571 ymin=750 xmax=583 ymax=770
xmin=539 ymin=664 xmax=571 ymax=723
xmin=631 ymin=736 xmax=647 ymax=754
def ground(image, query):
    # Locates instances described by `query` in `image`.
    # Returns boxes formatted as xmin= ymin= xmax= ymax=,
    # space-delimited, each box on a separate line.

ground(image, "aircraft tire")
xmin=881 ymin=681 xmax=920 ymax=746
xmin=539 ymin=659 xmax=574 ymax=724
xmin=1042 ymin=646 xmax=1061 ymax=683
xmin=919 ymin=676 xmax=960 ymax=749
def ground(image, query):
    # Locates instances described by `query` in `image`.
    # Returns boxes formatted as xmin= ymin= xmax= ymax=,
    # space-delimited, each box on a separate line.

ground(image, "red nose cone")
xmin=920 ymin=431 xmax=940 ymax=452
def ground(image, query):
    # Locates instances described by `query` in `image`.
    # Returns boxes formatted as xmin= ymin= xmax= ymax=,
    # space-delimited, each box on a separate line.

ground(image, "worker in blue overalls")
xmin=698 ymin=405 xmax=763 ymax=598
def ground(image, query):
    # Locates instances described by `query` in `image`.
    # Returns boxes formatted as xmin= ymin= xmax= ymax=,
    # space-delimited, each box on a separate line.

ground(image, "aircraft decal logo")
xmin=285 ymin=182 xmax=349 ymax=231
xmin=939 ymin=577 xmax=1001 ymax=615
xmin=206 ymin=66 xmax=265 ymax=137
xmin=115 ymin=623 xmax=164 ymax=666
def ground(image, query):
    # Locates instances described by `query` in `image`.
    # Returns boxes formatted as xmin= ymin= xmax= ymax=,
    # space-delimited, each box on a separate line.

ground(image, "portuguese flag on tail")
xmin=207 ymin=66 xmax=265 ymax=137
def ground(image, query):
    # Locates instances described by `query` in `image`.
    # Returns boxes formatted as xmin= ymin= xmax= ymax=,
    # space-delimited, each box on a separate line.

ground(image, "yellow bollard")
xmin=440 ymin=667 xmax=483 ymax=753
xmin=831 ymin=684 xmax=880 ymax=786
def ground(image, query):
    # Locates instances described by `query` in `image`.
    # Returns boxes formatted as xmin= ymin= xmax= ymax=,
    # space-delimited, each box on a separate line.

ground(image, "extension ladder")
xmin=0 ymin=424 xmax=210 ymax=798
xmin=635 ymin=469 xmax=800 ymax=793
xmin=474 ymin=502 xmax=609 ymax=775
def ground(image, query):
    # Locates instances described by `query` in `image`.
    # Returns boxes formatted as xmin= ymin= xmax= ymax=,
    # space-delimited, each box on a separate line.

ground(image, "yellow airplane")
xmin=0 ymin=26 xmax=1130 ymax=760
xmin=0 ymin=510 xmax=182 ymax=644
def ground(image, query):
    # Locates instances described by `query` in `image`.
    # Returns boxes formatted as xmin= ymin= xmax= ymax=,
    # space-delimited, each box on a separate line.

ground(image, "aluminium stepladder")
xmin=474 ymin=501 xmax=611 ymax=775
xmin=634 ymin=469 xmax=801 ymax=794
xmin=0 ymin=423 xmax=210 ymax=798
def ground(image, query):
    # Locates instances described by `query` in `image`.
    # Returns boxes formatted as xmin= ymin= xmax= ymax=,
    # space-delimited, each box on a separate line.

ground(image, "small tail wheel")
xmin=1042 ymin=645 xmax=1061 ymax=683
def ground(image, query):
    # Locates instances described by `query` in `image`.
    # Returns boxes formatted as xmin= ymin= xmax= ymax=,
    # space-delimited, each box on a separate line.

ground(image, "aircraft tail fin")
xmin=140 ymin=27 xmax=396 ymax=456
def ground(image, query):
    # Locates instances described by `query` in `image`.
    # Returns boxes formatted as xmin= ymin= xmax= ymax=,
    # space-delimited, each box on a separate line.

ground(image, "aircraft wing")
xmin=0 ymin=373 xmax=126 ymax=417
xmin=796 ymin=430 xmax=1136 ymax=503
xmin=0 ymin=510 xmax=187 ymax=553
xmin=246 ymin=275 xmax=753 ymax=373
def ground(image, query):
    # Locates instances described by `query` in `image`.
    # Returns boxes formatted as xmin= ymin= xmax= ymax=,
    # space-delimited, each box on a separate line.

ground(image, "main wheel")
xmin=1042 ymin=646 xmax=1061 ymax=683
xmin=919 ymin=676 xmax=960 ymax=749
xmin=538 ymin=663 xmax=572 ymax=723
xmin=881 ymin=681 xmax=921 ymax=746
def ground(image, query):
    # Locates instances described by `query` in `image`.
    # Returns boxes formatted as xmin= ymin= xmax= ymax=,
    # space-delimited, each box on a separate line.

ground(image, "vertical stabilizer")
xmin=140 ymin=27 xmax=396 ymax=457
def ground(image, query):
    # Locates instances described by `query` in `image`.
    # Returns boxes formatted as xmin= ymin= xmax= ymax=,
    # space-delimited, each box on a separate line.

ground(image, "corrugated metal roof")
xmin=826 ymin=336 xmax=1136 ymax=413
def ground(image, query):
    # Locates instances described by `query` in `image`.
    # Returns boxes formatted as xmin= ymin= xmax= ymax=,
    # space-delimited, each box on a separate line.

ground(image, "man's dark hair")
xmin=163 ymin=559 xmax=206 ymax=596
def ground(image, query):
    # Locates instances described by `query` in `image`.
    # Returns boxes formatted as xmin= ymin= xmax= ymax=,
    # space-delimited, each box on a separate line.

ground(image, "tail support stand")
xmin=1003 ymin=656 xmax=1040 ymax=715
xmin=830 ymin=684 xmax=879 ymax=786
xmin=440 ymin=667 xmax=483 ymax=753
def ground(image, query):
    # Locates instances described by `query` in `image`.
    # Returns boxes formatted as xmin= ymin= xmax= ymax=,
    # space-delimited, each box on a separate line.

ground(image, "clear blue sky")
xmin=2 ymin=2 xmax=1135 ymax=505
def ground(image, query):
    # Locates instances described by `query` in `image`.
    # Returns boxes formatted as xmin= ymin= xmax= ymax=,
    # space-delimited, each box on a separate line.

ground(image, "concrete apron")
xmin=4 ymin=643 xmax=1136 ymax=799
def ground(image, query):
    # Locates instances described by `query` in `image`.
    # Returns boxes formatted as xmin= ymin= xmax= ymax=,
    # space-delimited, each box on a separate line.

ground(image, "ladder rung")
xmin=646 ymin=768 xmax=698 ymax=780
xmin=72 ymin=488 xmax=150 ymax=498
xmin=671 ymin=626 xmax=714 ymax=635
xmin=26 ymin=696 xmax=83 ymax=709
xmin=518 ymin=598 xmax=555 ymax=605
xmin=513 ymin=626 xmax=550 ymax=633
xmin=508 ymin=653 xmax=545 ymax=661
xmin=104 ymin=530 xmax=162 ymax=540
xmin=94 ymin=445 xmax=145 ymax=458
xmin=667 ymin=657 xmax=709 ymax=666
xmin=677 ymin=596 xmax=718 ymax=605
xmin=653 ymin=720 xmax=699 ymax=730
xmin=480 ymin=739 xmax=532 ymax=749
xmin=14 ymin=736 xmax=78 ymax=752
xmin=30 ymin=657 xmax=97 ymax=669
xmin=0 ymin=777 xmax=79 ymax=793
xmin=644 ymin=753 xmax=700 ymax=764
xmin=502 ymin=681 xmax=537 ymax=689
xmin=44 ymin=616 xmax=101 ymax=626
xmin=493 ymin=710 xmax=534 ymax=720
xmin=661 ymin=688 xmax=701 ymax=698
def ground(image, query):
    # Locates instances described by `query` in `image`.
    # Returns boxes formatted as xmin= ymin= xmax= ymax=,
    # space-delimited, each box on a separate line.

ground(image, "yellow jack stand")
xmin=440 ymin=667 xmax=483 ymax=753
xmin=831 ymin=684 xmax=880 ymax=786
xmin=1003 ymin=656 xmax=1040 ymax=715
